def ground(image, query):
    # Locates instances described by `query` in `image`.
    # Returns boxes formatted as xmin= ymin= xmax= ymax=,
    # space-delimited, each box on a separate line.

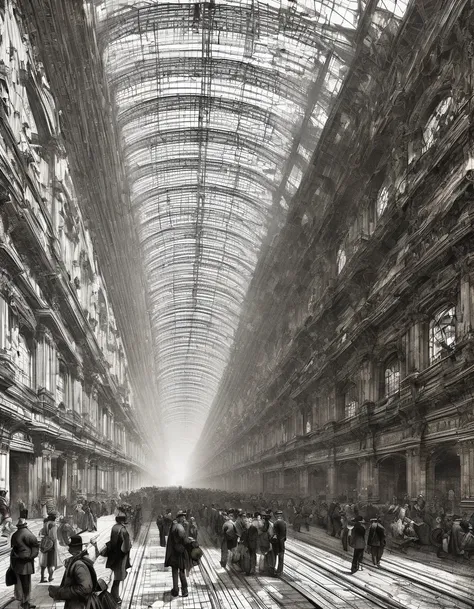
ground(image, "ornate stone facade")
xmin=193 ymin=2 xmax=474 ymax=512
xmin=0 ymin=2 xmax=148 ymax=518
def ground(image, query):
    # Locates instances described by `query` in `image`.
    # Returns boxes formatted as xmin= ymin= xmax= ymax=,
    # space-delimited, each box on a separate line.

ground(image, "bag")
xmin=240 ymin=546 xmax=251 ymax=574
xmin=97 ymin=589 xmax=118 ymax=609
xmin=5 ymin=566 xmax=16 ymax=587
xmin=99 ymin=541 xmax=111 ymax=558
xmin=232 ymin=544 xmax=241 ymax=563
xmin=190 ymin=546 xmax=203 ymax=562
xmin=40 ymin=535 xmax=54 ymax=553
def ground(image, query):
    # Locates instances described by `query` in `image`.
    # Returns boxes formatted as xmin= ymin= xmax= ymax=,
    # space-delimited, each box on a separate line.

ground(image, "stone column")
xmin=41 ymin=446 xmax=53 ymax=497
xmin=359 ymin=457 xmax=379 ymax=502
xmin=82 ymin=458 xmax=90 ymax=498
xmin=60 ymin=458 xmax=68 ymax=509
xmin=406 ymin=447 xmax=426 ymax=499
xmin=299 ymin=467 xmax=309 ymax=496
xmin=0 ymin=443 xmax=9 ymax=492
xmin=407 ymin=320 xmax=429 ymax=372
xmin=327 ymin=463 xmax=337 ymax=500
xmin=460 ymin=440 xmax=474 ymax=501
xmin=460 ymin=273 xmax=474 ymax=337
xmin=361 ymin=359 xmax=377 ymax=403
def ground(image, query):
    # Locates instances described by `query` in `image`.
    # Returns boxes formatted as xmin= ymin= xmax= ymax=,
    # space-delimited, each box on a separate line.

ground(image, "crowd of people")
xmin=4 ymin=485 xmax=474 ymax=608
xmin=8 ymin=505 xmax=134 ymax=609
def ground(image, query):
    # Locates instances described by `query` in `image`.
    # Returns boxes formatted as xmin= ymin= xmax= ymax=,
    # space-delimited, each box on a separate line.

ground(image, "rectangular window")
xmin=17 ymin=333 xmax=32 ymax=387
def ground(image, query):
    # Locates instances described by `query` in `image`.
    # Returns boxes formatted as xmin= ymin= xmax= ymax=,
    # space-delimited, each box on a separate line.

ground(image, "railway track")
xmin=285 ymin=538 xmax=473 ymax=609
xmin=121 ymin=520 xmax=153 ymax=609
xmin=199 ymin=524 xmax=472 ymax=609
xmin=111 ymin=521 xmax=471 ymax=609
xmin=290 ymin=531 xmax=474 ymax=607
xmin=199 ymin=527 xmax=318 ymax=609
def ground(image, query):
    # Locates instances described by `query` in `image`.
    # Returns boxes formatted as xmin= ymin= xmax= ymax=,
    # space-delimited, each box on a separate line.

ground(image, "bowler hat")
xmin=275 ymin=510 xmax=283 ymax=516
xmin=176 ymin=510 xmax=186 ymax=518
xmin=68 ymin=535 xmax=84 ymax=548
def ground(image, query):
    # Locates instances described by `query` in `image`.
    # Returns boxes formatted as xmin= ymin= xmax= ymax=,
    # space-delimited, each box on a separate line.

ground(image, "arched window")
xmin=344 ymin=385 xmax=358 ymax=418
xmin=337 ymin=245 xmax=346 ymax=274
xmin=376 ymin=185 xmax=389 ymax=218
xmin=422 ymin=97 xmax=454 ymax=153
xmin=384 ymin=356 xmax=400 ymax=397
xmin=429 ymin=306 xmax=456 ymax=363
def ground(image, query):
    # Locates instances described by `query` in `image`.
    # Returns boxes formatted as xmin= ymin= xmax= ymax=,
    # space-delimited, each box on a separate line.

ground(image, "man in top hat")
xmin=11 ymin=517 xmax=39 ymax=609
xmin=271 ymin=510 xmax=287 ymax=576
xmin=234 ymin=509 xmax=246 ymax=540
xmin=48 ymin=535 xmax=97 ymax=609
xmin=259 ymin=512 xmax=275 ymax=575
xmin=367 ymin=517 xmax=386 ymax=567
xmin=241 ymin=512 xmax=260 ymax=575
xmin=106 ymin=511 xmax=132 ymax=604
xmin=349 ymin=516 xmax=366 ymax=574
xmin=165 ymin=510 xmax=189 ymax=598
xmin=220 ymin=512 xmax=237 ymax=568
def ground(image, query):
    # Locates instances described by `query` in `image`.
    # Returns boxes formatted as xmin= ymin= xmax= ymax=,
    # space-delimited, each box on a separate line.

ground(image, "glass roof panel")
xmin=95 ymin=0 xmax=411 ymax=475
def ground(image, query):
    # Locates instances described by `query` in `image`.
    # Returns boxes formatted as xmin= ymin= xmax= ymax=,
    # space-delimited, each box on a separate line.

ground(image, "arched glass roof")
xmin=95 ymin=0 xmax=409 ymax=477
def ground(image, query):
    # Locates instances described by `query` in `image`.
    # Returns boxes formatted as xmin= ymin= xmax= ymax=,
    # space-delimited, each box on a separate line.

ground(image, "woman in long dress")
xmin=39 ymin=512 xmax=60 ymax=582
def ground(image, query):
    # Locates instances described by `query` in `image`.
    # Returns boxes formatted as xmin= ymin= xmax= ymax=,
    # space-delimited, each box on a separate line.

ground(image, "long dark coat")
xmin=165 ymin=521 xmax=188 ymax=570
xmin=272 ymin=519 xmax=287 ymax=554
xmin=367 ymin=522 xmax=385 ymax=547
xmin=106 ymin=523 xmax=131 ymax=581
xmin=162 ymin=516 xmax=173 ymax=537
xmin=350 ymin=522 xmax=366 ymax=549
xmin=10 ymin=524 xmax=39 ymax=575
xmin=51 ymin=551 xmax=98 ymax=609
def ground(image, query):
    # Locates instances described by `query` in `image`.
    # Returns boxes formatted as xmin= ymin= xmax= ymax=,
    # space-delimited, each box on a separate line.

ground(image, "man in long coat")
xmin=48 ymin=535 xmax=97 ymax=609
xmin=165 ymin=511 xmax=189 ymax=598
xmin=106 ymin=512 xmax=132 ymax=604
xmin=220 ymin=512 xmax=237 ymax=567
xmin=367 ymin=517 xmax=386 ymax=566
xmin=11 ymin=518 xmax=39 ymax=609
xmin=349 ymin=516 xmax=366 ymax=574
xmin=162 ymin=510 xmax=173 ymax=542
xmin=271 ymin=510 xmax=287 ymax=576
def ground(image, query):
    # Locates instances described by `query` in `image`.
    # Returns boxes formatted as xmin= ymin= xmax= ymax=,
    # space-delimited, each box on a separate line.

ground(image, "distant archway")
xmin=429 ymin=446 xmax=460 ymax=513
xmin=284 ymin=468 xmax=298 ymax=495
xmin=336 ymin=460 xmax=359 ymax=502
xmin=308 ymin=467 xmax=326 ymax=499
xmin=378 ymin=454 xmax=407 ymax=503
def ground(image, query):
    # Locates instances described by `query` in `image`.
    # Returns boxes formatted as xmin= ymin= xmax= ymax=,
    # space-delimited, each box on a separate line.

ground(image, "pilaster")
xmin=406 ymin=446 xmax=426 ymax=499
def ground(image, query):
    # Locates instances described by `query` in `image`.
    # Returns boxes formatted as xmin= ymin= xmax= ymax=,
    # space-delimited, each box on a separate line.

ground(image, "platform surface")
xmin=0 ymin=518 xmax=472 ymax=609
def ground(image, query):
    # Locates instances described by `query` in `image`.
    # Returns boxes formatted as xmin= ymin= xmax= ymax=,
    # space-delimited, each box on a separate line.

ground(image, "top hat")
xmin=68 ymin=535 xmax=84 ymax=548
xmin=16 ymin=518 xmax=27 ymax=527
xmin=19 ymin=509 xmax=28 ymax=519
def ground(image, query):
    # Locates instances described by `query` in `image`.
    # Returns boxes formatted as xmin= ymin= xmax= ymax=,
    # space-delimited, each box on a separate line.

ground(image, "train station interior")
xmin=0 ymin=1 xmax=472 ymax=608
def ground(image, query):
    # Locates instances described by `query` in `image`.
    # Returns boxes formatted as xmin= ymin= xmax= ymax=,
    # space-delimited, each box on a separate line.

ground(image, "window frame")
xmin=384 ymin=355 xmax=400 ymax=398
xmin=429 ymin=305 xmax=456 ymax=363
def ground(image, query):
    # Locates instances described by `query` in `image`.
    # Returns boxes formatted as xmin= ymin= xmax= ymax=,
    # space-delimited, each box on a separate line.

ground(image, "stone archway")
xmin=336 ymin=460 xmax=359 ymax=502
xmin=378 ymin=454 xmax=407 ymax=503
xmin=428 ymin=445 xmax=460 ymax=514
xmin=308 ymin=467 xmax=326 ymax=499
xmin=9 ymin=451 xmax=30 ymax=519
xmin=283 ymin=468 xmax=298 ymax=495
